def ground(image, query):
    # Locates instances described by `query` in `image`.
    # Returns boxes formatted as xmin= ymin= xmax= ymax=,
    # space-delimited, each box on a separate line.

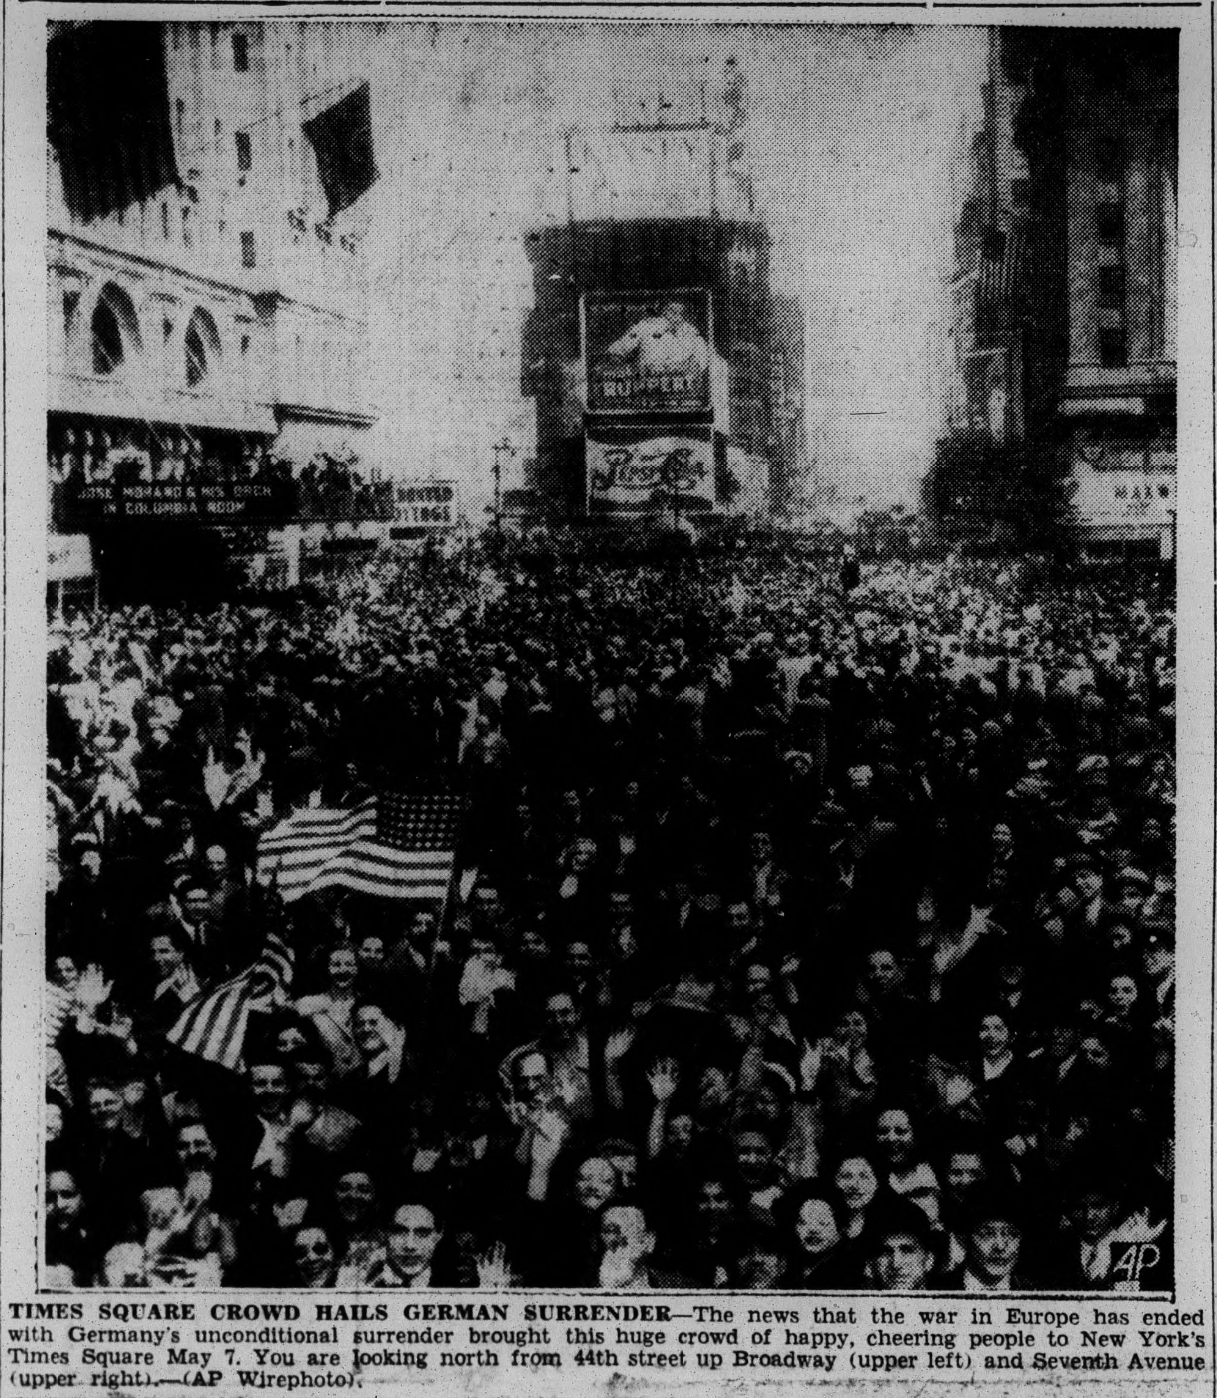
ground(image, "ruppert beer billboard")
xmin=583 ymin=289 xmax=713 ymax=418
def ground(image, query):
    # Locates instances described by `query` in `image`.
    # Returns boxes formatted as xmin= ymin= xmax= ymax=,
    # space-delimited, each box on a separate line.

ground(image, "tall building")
xmin=946 ymin=27 xmax=1177 ymax=551
xmin=47 ymin=21 xmax=378 ymax=553
xmin=520 ymin=65 xmax=798 ymax=522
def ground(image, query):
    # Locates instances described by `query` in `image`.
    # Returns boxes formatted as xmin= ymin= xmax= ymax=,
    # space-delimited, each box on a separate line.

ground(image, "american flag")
xmin=165 ymin=932 xmax=294 ymax=1072
xmin=256 ymin=792 xmax=461 ymax=903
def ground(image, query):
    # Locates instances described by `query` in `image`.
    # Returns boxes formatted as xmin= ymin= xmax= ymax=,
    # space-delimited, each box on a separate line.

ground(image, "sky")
xmin=352 ymin=23 xmax=987 ymax=514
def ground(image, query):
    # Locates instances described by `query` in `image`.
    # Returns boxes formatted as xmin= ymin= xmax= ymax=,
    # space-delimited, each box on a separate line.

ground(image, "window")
xmin=62 ymin=291 xmax=80 ymax=349
xmin=90 ymin=284 xmax=141 ymax=375
xmin=161 ymin=201 xmax=170 ymax=240
xmin=240 ymin=334 xmax=251 ymax=357
xmin=232 ymin=33 xmax=249 ymax=72
xmin=1098 ymin=327 xmax=1128 ymax=368
xmin=235 ymin=131 xmax=252 ymax=173
xmin=241 ymin=231 xmax=257 ymax=269
xmin=182 ymin=205 xmax=193 ymax=249
xmin=1098 ymin=264 xmax=1125 ymax=309
xmin=214 ymin=119 xmax=222 ymax=155
xmin=1096 ymin=203 xmax=1125 ymax=246
xmin=175 ymin=98 xmax=185 ymax=138
xmin=184 ymin=308 xmax=221 ymax=388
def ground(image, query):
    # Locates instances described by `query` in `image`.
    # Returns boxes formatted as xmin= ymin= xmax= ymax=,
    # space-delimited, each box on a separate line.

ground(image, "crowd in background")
xmin=44 ymin=544 xmax=1175 ymax=1291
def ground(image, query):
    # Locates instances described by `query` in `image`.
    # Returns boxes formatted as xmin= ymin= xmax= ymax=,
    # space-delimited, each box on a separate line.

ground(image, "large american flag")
xmin=166 ymin=932 xmax=294 ymax=1072
xmin=256 ymin=792 xmax=461 ymax=903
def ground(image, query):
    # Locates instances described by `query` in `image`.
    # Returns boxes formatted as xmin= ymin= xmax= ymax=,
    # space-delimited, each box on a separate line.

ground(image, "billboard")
xmin=583 ymin=290 xmax=712 ymax=418
xmin=586 ymin=424 xmax=714 ymax=513
xmin=394 ymin=479 xmax=459 ymax=529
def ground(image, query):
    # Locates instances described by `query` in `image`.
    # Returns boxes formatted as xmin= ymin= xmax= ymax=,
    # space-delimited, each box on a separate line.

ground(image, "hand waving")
xmin=475 ymin=1241 xmax=513 ymax=1290
xmin=646 ymin=1057 xmax=680 ymax=1103
xmin=74 ymin=964 xmax=113 ymax=1014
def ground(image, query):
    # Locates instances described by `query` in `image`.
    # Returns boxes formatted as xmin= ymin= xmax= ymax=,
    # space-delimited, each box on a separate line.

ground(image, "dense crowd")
xmin=44 ymin=544 xmax=1175 ymax=1292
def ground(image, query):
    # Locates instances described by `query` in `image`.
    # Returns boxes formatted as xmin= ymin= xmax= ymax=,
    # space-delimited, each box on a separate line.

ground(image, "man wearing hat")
xmin=862 ymin=1196 xmax=943 ymax=1291
xmin=940 ymin=1185 xmax=1034 ymax=1291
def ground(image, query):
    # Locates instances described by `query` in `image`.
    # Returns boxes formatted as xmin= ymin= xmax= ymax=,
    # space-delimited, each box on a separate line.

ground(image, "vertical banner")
xmin=586 ymin=423 xmax=715 ymax=514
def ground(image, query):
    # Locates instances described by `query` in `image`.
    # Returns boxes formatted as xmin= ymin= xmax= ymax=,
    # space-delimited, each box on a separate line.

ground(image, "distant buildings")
xmin=946 ymin=27 xmax=1177 ymax=551
xmin=520 ymin=70 xmax=803 ymax=521
xmin=47 ymin=22 xmax=378 ymax=535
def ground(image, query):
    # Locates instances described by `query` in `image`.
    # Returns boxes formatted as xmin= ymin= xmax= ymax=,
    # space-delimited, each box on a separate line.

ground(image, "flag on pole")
xmin=256 ymin=792 xmax=461 ymax=903
xmin=165 ymin=932 xmax=294 ymax=1072
xmin=302 ymin=82 xmax=379 ymax=219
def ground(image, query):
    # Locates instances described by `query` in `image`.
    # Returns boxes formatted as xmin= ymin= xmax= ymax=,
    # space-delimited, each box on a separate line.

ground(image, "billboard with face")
xmin=583 ymin=290 xmax=712 ymax=418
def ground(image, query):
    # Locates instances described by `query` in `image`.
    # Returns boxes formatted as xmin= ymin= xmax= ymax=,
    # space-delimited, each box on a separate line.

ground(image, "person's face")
xmin=876 ymin=1110 xmax=914 ymax=1166
xmin=574 ymin=1159 xmax=617 ymax=1212
xmin=744 ymin=964 xmax=774 ymax=1010
xmin=667 ymin=1113 xmax=694 ymax=1153
xmin=387 ymin=1205 xmax=441 ymax=1279
xmin=545 ymin=994 xmax=580 ymax=1041
xmin=150 ymin=936 xmax=182 ymax=979
xmin=357 ymin=937 xmax=385 ymax=974
xmin=565 ymin=942 xmax=594 ymax=979
xmin=1076 ymin=870 xmax=1103 ymax=902
xmin=250 ymin=1064 xmax=289 ymax=1118
xmin=1079 ymin=1037 xmax=1111 ymax=1071
xmin=599 ymin=1205 xmax=651 ymax=1264
xmin=733 ymin=1131 xmax=773 ymax=1186
xmin=946 ymin=1153 xmax=986 ymax=1201
xmin=696 ymin=1179 xmax=733 ymax=1232
xmin=834 ymin=1158 xmax=878 ymax=1213
xmin=514 ymin=1052 xmax=549 ymax=1104
xmin=726 ymin=902 xmax=753 ymax=936
xmin=518 ymin=928 xmax=550 ymax=963
xmin=46 ymin=1171 xmax=83 ymax=1232
xmin=1109 ymin=976 xmax=1138 ymax=1014
xmin=1144 ymin=943 xmax=1173 ymax=980
xmin=1073 ymin=1192 xmax=1120 ymax=1241
xmin=1116 ymin=883 xmax=1145 ymax=915
xmin=409 ymin=912 xmax=436 ymax=944
xmin=176 ymin=1123 xmax=216 ymax=1170
xmin=837 ymin=1010 xmax=868 ymax=1046
xmin=979 ymin=1014 xmax=1012 ymax=1057
xmin=353 ymin=1008 xmax=387 ymax=1057
xmin=328 ymin=947 xmax=358 ymax=990
xmin=738 ymin=1243 xmax=785 ymax=1289
xmin=867 ymin=951 xmax=900 ymax=994
xmin=204 ymin=845 xmax=228 ymax=877
xmin=992 ymin=823 xmax=1013 ymax=852
xmin=142 ymin=1187 xmax=182 ymax=1232
xmin=47 ymin=1102 xmax=64 ymax=1143
xmin=277 ymin=1025 xmax=308 ymax=1057
xmin=293 ymin=1227 xmax=335 ymax=1287
xmin=796 ymin=1199 xmax=840 ymax=1255
xmin=872 ymin=1232 xmax=934 ymax=1290
xmin=969 ymin=1219 xmax=1021 ymax=1280
xmin=87 ymin=1086 xmax=122 ymax=1133
xmin=334 ymin=1172 xmax=376 ymax=1225
xmin=53 ymin=956 xmax=80 ymax=993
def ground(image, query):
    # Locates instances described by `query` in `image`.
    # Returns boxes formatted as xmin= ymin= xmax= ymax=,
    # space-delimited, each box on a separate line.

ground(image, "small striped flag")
xmin=256 ymin=792 xmax=461 ymax=903
xmin=165 ymin=932 xmax=294 ymax=1072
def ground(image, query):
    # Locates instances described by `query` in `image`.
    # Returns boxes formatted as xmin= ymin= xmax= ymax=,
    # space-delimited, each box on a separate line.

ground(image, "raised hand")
xmin=475 ymin=1241 xmax=513 ymax=1290
xmin=646 ymin=1058 xmax=679 ymax=1103
xmin=74 ymin=964 xmax=113 ymax=1014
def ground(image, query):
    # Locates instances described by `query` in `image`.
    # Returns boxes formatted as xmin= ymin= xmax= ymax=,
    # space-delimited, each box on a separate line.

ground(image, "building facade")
xmin=946 ymin=27 xmax=1177 ymax=551
xmin=48 ymin=21 xmax=377 ymax=549
xmin=520 ymin=73 xmax=799 ymax=522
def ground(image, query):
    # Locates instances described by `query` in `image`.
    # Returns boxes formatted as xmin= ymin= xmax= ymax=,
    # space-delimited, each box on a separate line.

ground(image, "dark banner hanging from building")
xmin=48 ymin=21 xmax=180 ymax=224
xmin=583 ymin=289 xmax=713 ymax=418
xmin=302 ymin=82 xmax=379 ymax=219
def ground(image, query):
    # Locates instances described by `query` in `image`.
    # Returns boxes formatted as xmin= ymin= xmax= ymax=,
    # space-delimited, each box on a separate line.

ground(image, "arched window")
xmin=184 ymin=307 xmax=222 ymax=388
xmin=90 ymin=283 xmax=141 ymax=376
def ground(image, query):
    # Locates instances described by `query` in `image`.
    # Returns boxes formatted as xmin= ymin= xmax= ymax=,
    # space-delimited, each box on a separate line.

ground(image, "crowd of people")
xmin=44 ymin=541 xmax=1176 ymax=1291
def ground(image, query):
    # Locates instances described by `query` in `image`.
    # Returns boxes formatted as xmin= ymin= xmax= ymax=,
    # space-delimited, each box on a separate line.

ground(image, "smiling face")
xmin=574 ymin=1158 xmax=617 ymax=1213
xmin=871 ymin=1231 xmax=934 ymax=1290
xmin=834 ymin=1156 xmax=879 ymax=1213
xmin=876 ymin=1109 xmax=914 ymax=1168
xmin=979 ymin=1014 xmax=1012 ymax=1058
xmin=293 ymin=1226 xmax=336 ymax=1286
xmin=795 ymin=1199 xmax=840 ymax=1255
xmin=334 ymin=1171 xmax=376 ymax=1226
xmin=328 ymin=946 xmax=358 ymax=992
xmin=968 ymin=1218 xmax=1021 ymax=1281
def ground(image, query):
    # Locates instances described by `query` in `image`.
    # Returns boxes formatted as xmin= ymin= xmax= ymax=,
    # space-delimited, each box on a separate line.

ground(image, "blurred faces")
xmin=514 ymin=1051 xmax=549 ymax=1105
xmin=544 ymin=992 xmax=581 ymax=1042
xmin=866 ymin=950 xmax=901 ymax=995
xmin=334 ymin=1171 xmax=376 ymax=1226
xmin=87 ymin=1085 xmax=123 ymax=1133
xmin=175 ymin=1122 xmax=216 ymax=1171
xmin=599 ymin=1204 xmax=652 ymax=1266
xmin=1108 ymin=975 xmax=1138 ymax=1015
xmin=979 ymin=1014 xmax=1012 ymax=1059
xmin=328 ymin=946 xmax=358 ymax=992
xmin=150 ymin=935 xmax=183 ymax=980
xmin=733 ymin=1130 xmax=774 ymax=1187
xmin=46 ymin=1170 xmax=83 ymax=1232
xmin=357 ymin=936 xmax=385 ymax=975
xmin=946 ymin=1151 xmax=986 ymax=1201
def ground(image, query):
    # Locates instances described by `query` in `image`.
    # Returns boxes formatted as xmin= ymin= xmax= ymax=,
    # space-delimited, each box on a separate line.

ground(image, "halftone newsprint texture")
xmin=1 ymin=3 xmax=1214 ymax=1397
